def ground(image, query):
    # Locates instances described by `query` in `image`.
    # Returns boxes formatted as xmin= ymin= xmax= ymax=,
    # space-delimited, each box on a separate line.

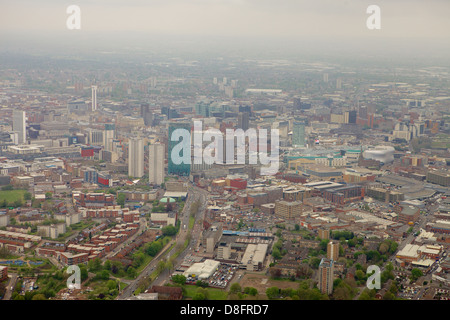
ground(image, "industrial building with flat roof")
xmin=183 ymin=259 xmax=220 ymax=280
xmin=240 ymin=243 xmax=268 ymax=271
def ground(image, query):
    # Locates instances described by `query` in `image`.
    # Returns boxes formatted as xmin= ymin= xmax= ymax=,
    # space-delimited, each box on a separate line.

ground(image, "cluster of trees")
xmin=353 ymin=239 xmax=398 ymax=265
xmin=83 ymin=259 xmax=122 ymax=299
xmin=0 ymin=199 xmax=23 ymax=208
xmin=271 ymin=239 xmax=286 ymax=260
xmin=353 ymin=262 xmax=395 ymax=289
xmin=117 ymin=193 xmax=126 ymax=207
xmin=411 ymin=136 xmax=432 ymax=153
xmin=410 ymin=268 xmax=424 ymax=281
xmin=12 ymin=270 xmax=68 ymax=300
xmin=87 ymin=279 xmax=120 ymax=300
xmin=190 ymin=200 xmax=201 ymax=217
xmin=126 ymin=236 xmax=171 ymax=277
xmin=228 ymin=283 xmax=259 ymax=299
xmin=151 ymin=201 xmax=167 ymax=213
xmin=359 ymin=280 xmax=399 ymax=300
xmin=332 ymin=278 xmax=358 ymax=300
xmin=192 ymin=287 xmax=209 ymax=300
xmin=162 ymin=225 xmax=178 ymax=237
xmin=331 ymin=230 xmax=355 ymax=241
xmin=0 ymin=247 xmax=14 ymax=259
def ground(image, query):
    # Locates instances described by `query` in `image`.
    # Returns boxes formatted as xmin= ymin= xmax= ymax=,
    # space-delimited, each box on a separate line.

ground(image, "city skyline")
xmin=1 ymin=0 xmax=450 ymax=308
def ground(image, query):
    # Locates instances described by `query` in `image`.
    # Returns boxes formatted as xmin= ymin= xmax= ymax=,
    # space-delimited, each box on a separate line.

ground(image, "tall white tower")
xmin=149 ymin=144 xmax=165 ymax=185
xmin=12 ymin=110 xmax=26 ymax=144
xmin=128 ymin=138 xmax=144 ymax=178
xmin=91 ymin=85 xmax=97 ymax=111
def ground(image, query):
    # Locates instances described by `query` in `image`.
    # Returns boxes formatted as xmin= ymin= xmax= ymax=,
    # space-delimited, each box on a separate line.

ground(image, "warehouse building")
xmin=183 ymin=259 xmax=220 ymax=280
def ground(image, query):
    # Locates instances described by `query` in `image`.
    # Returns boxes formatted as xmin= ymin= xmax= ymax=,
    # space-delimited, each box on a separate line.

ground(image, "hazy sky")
xmin=1 ymin=0 xmax=449 ymax=62
xmin=1 ymin=0 xmax=449 ymax=39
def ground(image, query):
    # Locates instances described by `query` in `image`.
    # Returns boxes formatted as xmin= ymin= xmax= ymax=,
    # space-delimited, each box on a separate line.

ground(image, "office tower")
xmin=103 ymin=124 xmax=115 ymax=152
xmin=238 ymin=112 xmax=250 ymax=131
xmin=293 ymin=97 xmax=302 ymax=111
xmin=141 ymin=103 xmax=153 ymax=126
xmin=12 ymin=110 xmax=26 ymax=144
xmin=213 ymin=77 xmax=218 ymax=85
xmin=168 ymin=122 xmax=191 ymax=176
xmin=195 ymin=101 xmax=210 ymax=117
xmin=12 ymin=110 xmax=26 ymax=143
xmin=336 ymin=78 xmax=342 ymax=90
xmin=149 ymin=143 xmax=165 ymax=185
xmin=347 ymin=110 xmax=357 ymax=124
xmin=327 ymin=241 xmax=339 ymax=261
xmin=128 ymin=138 xmax=144 ymax=178
xmin=225 ymin=86 xmax=234 ymax=98
xmin=239 ymin=105 xmax=252 ymax=115
xmin=358 ymin=105 xmax=368 ymax=119
xmin=162 ymin=106 xmax=179 ymax=120
xmin=86 ymin=128 xmax=103 ymax=145
xmin=150 ymin=77 xmax=157 ymax=88
xmin=318 ymin=258 xmax=334 ymax=295
xmin=91 ymin=85 xmax=97 ymax=111
xmin=292 ymin=121 xmax=306 ymax=147
xmin=323 ymin=73 xmax=329 ymax=83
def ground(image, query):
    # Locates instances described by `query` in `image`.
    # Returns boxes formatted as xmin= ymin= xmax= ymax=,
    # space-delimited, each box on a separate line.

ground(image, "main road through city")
xmin=116 ymin=184 xmax=208 ymax=300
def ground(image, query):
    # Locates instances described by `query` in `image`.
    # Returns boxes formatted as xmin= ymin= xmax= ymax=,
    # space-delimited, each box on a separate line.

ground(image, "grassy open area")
xmin=183 ymin=285 xmax=229 ymax=300
xmin=189 ymin=215 xmax=195 ymax=229
xmin=0 ymin=189 xmax=26 ymax=205
xmin=431 ymin=134 xmax=450 ymax=149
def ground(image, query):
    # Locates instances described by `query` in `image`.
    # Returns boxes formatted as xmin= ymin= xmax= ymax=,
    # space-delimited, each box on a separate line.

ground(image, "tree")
xmin=193 ymin=292 xmax=206 ymax=300
xmin=266 ymin=287 xmax=280 ymax=299
xmin=117 ymin=193 xmax=126 ymax=208
xmin=162 ymin=225 xmax=178 ymax=236
xmin=309 ymin=257 xmax=321 ymax=269
xmin=230 ymin=283 xmax=242 ymax=294
xmin=358 ymin=288 xmax=375 ymax=300
xmin=269 ymin=267 xmax=282 ymax=278
xmin=103 ymin=260 xmax=111 ymax=271
xmin=172 ymin=274 xmax=186 ymax=285
xmin=146 ymin=241 xmax=162 ymax=256
xmin=411 ymin=268 xmax=423 ymax=281
xmin=0 ymin=246 xmax=11 ymax=259
xmin=244 ymin=287 xmax=258 ymax=296
xmin=79 ymin=266 xmax=89 ymax=281
xmin=13 ymin=200 xmax=23 ymax=208
xmin=272 ymin=247 xmax=282 ymax=260
xmin=107 ymin=280 xmax=118 ymax=291
xmin=127 ymin=266 xmax=136 ymax=278
xmin=24 ymin=192 xmax=32 ymax=201
xmin=355 ymin=270 xmax=366 ymax=281
xmin=45 ymin=192 xmax=52 ymax=200
xmin=383 ymin=291 xmax=395 ymax=300
xmin=32 ymin=294 xmax=47 ymax=300
xmin=379 ymin=242 xmax=389 ymax=255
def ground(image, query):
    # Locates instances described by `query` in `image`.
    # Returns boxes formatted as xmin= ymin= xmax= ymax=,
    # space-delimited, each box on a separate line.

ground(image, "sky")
xmin=0 ymin=0 xmax=449 ymax=61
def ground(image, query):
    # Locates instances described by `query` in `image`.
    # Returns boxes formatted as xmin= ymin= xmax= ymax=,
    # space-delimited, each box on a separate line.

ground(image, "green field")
xmin=431 ymin=134 xmax=450 ymax=149
xmin=183 ymin=285 xmax=229 ymax=300
xmin=0 ymin=189 xmax=27 ymax=205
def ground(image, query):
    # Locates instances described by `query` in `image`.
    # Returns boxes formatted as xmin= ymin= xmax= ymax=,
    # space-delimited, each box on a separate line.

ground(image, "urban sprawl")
xmin=0 ymin=55 xmax=450 ymax=301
